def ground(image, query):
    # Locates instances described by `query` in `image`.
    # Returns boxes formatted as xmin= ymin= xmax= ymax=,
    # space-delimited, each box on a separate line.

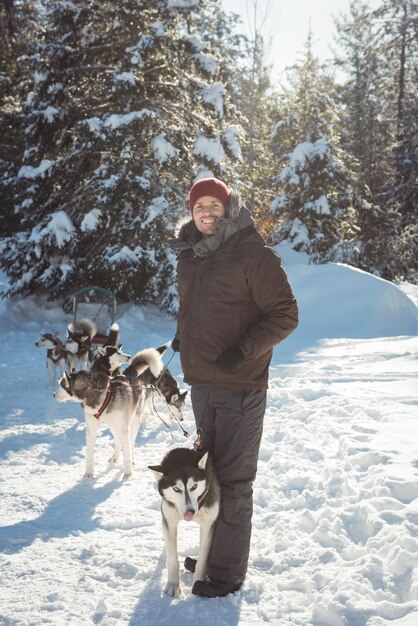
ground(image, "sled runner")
xmin=72 ymin=286 xmax=117 ymax=345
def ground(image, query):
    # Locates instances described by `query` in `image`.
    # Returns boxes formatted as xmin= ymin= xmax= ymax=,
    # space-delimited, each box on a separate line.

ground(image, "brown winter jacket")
xmin=172 ymin=201 xmax=298 ymax=390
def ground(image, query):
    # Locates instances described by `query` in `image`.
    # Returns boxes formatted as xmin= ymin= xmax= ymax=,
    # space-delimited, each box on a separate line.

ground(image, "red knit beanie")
xmin=189 ymin=177 xmax=230 ymax=213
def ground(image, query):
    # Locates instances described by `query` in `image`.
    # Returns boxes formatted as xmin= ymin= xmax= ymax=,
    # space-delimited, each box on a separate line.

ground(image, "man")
xmin=171 ymin=177 xmax=298 ymax=598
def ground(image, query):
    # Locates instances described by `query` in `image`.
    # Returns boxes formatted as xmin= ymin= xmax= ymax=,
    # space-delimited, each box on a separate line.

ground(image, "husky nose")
xmin=184 ymin=509 xmax=195 ymax=522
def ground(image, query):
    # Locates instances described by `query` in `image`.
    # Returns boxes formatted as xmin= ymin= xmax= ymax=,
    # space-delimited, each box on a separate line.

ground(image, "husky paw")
xmin=108 ymin=454 xmax=119 ymax=464
xmin=122 ymin=472 xmax=132 ymax=481
xmin=84 ymin=472 xmax=94 ymax=479
xmin=164 ymin=583 xmax=181 ymax=598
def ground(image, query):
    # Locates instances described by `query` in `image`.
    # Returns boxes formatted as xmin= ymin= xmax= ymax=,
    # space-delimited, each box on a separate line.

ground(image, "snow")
xmin=305 ymin=195 xmax=331 ymax=215
xmin=84 ymin=110 xmax=154 ymax=134
xmin=223 ymin=126 xmax=242 ymax=159
xmin=182 ymin=34 xmax=207 ymax=53
xmin=1 ymin=247 xmax=418 ymax=626
xmin=193 ymin=134 xmax=226 ymax=165
xmin=41 ymin=106 xmax=59 ymax=122
xmin=279 ymin=139 xmax=331 ymax=186
xmin=47 ymin=83 xmax=63 ymax=95
xmin=166 ymin=0 xmax=199 ymax=8
xmin=152 ymin=134 xmax=177 ymax=164
xmin=143 ymin=196 xmax=170 ymax=226
xmin=193 ymin=52 xmax=218 ymax=75
xmin=201 ymin=82 xmax=224 ymax=117
xmin=18 ymin=159 xmax=53 ymax=179
xmin=114 ymin=72 xmax=136 ymax=86
xmin=103 ymin=110 xmax=154 ymax=129
xmin=106 ymin=245 xmax=140 ymax=265
xmin=291 ymin=138 xmax=329 ymax=165
xmin=81 ymin=208 xmax=102 ymax=232
xmin=33 ymin=71 xmax=47 ymax=84
xmin=29 ymin=210 xmax=75 ymax=248
xmin=285 ymin=218 xmax=311 ymax=249
xmin=151 ymin=21 xmax=166 ymax=37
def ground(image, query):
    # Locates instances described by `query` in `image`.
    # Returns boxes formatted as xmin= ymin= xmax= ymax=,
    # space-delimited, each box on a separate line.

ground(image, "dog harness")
xmin=94 ymin=380 xmax=113 ymax=419
xmin=93 ymin=377 xmax=142 ymax=419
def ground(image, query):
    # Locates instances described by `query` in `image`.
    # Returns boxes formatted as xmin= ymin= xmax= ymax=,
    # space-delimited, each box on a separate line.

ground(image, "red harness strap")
xmin=93 ymin=377 xmax=142 ymax=420
xmin=94 ymin=381 xmax=113 ymax=419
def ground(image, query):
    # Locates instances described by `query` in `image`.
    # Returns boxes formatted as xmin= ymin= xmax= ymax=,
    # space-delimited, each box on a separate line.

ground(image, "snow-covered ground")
xmin=0 ymin=247 xmax=417 ymax=626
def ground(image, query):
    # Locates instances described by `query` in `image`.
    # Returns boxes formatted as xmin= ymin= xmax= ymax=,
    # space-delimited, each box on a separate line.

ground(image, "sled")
xmin=72 ymin=286 xmax=117 ymax=345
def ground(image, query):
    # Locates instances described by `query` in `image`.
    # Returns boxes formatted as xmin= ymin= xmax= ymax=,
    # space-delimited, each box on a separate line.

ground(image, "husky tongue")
xmin=184 ymin=511 xmax=194 ymax=522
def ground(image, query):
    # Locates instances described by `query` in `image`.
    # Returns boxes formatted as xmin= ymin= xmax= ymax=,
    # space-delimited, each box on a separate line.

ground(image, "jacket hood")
xmin=172 ymin=190 xmax=251 ymax=248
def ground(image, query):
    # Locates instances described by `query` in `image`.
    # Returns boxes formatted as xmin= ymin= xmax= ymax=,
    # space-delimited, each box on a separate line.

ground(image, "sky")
xmin=220 ymin=0 xmax=371 ymax=83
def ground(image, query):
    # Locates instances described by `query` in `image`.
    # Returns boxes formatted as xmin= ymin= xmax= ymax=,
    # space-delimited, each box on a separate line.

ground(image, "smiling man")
xmin=170 ymin=177 xmax=298 ymax=598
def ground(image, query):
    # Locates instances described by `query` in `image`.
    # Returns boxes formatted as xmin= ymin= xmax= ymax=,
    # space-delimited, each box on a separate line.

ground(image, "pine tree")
xmin=373 ymin=0 xmax=418 ymax=229
xmin=213 ymin=0 xmax=280 ymax=239
xmin=233 ymin=21 xmax=277 ymax=238
xmin=334 ymin=0 xmax=418 ymax=280
xmin=334 ymin=0 xmax=390 ymax=196
xmin=373 ymin=0 xmax=418 ymax=281
xmin=0 ymin=0 xmax=40 ymax=237
xmin=270 ymin=31 xmax=365 ymax=264
xmin=0 ymin=0 xmax=243 ymax=311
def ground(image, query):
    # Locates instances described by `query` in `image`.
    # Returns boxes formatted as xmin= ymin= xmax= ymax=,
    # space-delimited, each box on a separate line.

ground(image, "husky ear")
xmin=171 ymin=393 xmax=179 ymax=403
xmin=97 ymin=346 xmax=106 ymax=356
xmin=148 ymin=465 xmax=164 ymax=481
xmin=197 ymin=451 xmax=209 ymax=470
xmin=180 ymin=391 xmax=188 ymax=400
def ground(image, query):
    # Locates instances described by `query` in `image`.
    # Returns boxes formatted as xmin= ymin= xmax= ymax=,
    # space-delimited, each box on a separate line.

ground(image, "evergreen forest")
xmin=1 ymin=0 xmax=417 ymax=313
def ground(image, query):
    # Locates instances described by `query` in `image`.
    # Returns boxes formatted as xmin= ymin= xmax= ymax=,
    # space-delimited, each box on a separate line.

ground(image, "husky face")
xmin=35 ymin=332 xmax=60 ymax=349
xmin=63 ymin=338 xmax=79 ymax=355
xmin=97 ymin=345 xmax=131 ymax=369
xmin=162 ymin=474 xmax=208 ymax=521
xmin=168 ymin=391 xmax=188 ymax=422
xmin=150 ymin=451 xmax=209 ymax=522
xmin=54 ymin=370 xmax=94 ymax=403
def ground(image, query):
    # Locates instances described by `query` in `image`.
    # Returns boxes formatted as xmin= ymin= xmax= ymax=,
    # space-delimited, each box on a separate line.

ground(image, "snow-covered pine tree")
xmin=373 ymin=0 xmax=417 ymax=222
xmin=335 ymin=0 xmax=417 ymax=280
xmin=270 ymin=31 xmax=364 ymax=264
xmin=0 ymin=0 xmax=243 ymax=311
xmin=0 ymin=0 xmax=40 ymax=238
xmin=334 ymin=0 xmax=390 ymax=197
xmin=230 ymin=3 xmax=278 ymax=237
xmin=372 ymin=0 xmax=418 ymax=279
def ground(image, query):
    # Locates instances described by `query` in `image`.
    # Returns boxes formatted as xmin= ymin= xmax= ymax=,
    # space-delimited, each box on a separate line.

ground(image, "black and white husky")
xmin=35 ymin=332 xmax=67 ymax=385
xmin=139 ymin=367 xmax=188 ymax=423
xmin=149 ymin=448 xmax=220 ymax=597
xmin=139 ymin=342 xmax=188 ymax=422
xmin=55 ymin=348 xmax=164 ymax=480
xmin=90 ymin=323 xmax=130 ymax=376
xmin=64 ymin=318 xmax=97 ymax=370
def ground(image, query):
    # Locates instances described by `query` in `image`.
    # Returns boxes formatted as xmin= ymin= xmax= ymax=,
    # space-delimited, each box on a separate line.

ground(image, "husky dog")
xmin=139 ymin=367 xmax=188 ymax=422
xmin=64 ymin=318 xmax=97 ymax=370
xmin=149 ymin=448 xmax=220 ymax=597
xmin=138 ymin=341 xmax=188 ymax=422
xmin=35 ymin=332 xmax=67 ymax=385
xmin=90 ymin=323 xmax=130 ymax=376
xmin=55 ymin=348 xmax=164 ymax=480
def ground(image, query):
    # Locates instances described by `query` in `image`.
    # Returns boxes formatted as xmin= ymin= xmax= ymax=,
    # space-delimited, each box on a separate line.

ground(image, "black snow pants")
xmin=191 ymin=386 xmax=267 ymax=583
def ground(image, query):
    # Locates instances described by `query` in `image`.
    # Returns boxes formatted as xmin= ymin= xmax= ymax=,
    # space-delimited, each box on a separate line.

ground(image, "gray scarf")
xmin=192 ymin=207 xmax=254 ymax=258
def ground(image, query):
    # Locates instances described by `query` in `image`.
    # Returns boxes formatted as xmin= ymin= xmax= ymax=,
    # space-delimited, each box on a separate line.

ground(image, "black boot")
xmin=192 ymin=577 xmax=242 ymax=598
